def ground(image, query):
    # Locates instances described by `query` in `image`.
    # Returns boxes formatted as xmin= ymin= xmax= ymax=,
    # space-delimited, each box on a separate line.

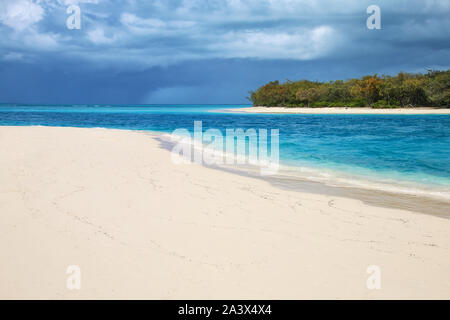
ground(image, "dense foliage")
xmin=249 ymin=70 xmax=450 ymax=108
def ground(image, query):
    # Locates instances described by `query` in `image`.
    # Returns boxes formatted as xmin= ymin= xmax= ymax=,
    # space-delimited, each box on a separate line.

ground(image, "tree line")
xmin=248 ymin=70 xmax=449 ymax=108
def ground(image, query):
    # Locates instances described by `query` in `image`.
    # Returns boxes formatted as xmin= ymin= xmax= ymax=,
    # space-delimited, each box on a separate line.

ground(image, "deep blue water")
xmin=1 ymin=104 xmax=449 ymax=198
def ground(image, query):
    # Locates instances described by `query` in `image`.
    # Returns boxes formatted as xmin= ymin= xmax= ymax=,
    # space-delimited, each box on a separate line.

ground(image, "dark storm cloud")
xmin=0 ymin=0 xmax=449 ymax=103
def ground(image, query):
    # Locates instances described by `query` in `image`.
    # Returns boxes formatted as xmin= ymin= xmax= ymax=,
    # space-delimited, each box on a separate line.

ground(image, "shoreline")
xmin=216 ymin=106 xmax=450 ymax=115
xmin=1 ymin=126 xmax=449 ymax=299
xmin=5 ymin=125 xmax=450 ymax=214
xmin=154 ymin=134 xmax=450 ymax=218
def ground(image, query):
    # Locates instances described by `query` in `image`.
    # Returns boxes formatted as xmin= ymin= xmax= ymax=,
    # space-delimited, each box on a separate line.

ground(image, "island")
xmin=220 ymin=70 xmax=450 ymax=114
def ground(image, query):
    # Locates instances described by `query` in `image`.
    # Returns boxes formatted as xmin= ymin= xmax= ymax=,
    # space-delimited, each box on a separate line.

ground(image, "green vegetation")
xmin=248 ymin=70 xmax=450 ymax=108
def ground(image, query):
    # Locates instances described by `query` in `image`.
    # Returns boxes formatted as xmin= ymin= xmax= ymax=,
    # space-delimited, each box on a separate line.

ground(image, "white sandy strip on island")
xmin=0 ymin=126 xmax=449 ymax=299
xmin=218 ymin=107 xmax=450 ymax=114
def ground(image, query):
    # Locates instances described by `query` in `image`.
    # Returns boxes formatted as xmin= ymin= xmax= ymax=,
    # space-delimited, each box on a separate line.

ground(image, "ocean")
xmin=1 ymin=104 xmax=449 ymax=201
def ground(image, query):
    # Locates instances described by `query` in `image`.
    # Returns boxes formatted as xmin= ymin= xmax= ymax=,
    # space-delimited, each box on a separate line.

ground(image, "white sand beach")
xmin=219 ymin=107 xmax=450 ymax=115
xmin=0 ymin=126 xmax=449 ymax=299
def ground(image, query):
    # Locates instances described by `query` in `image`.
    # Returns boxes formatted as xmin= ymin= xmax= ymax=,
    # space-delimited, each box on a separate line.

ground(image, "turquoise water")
xmin=1 ymin=104 xmax=449 ymax=199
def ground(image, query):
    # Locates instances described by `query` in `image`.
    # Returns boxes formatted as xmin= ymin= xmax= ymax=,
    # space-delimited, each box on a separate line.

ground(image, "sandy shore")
xmin=1 ymin=126 xmax=449 ymax=299
xmin=219 ymin=107 xmax=450 ymax=114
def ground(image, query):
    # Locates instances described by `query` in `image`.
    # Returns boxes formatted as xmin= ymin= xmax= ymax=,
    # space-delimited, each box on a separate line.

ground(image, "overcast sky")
xmin=0 ymin=0 xmax=449 ymax=104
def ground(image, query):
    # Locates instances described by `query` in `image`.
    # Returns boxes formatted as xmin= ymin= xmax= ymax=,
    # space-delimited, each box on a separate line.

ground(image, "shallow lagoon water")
xmin=1 ymin=104 xmax=449 ymax=201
